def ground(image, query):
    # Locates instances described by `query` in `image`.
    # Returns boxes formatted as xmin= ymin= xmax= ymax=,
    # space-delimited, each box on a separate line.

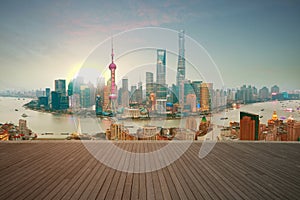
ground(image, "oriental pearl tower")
xmin=108 ymin=39 xmax=117 ymax=114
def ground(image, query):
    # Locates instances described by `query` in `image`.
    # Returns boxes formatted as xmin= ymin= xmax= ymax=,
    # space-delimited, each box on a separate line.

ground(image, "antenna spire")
xmin=111 ymin=36 xmax=114 ymax=62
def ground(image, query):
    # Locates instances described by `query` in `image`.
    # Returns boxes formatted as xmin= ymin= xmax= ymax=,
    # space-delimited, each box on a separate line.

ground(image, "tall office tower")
xmin=271 ymin=85 xmax=280 ymax=94
xmin=80 ymin=85 xmax=91 ymax=108
xmin=192 ymin=81 xmax=202 ymax=109
xmin=130 ymin=85 xmax=137 ymax=103
xmin=55 ymin=79 xmax=66 ymax=96
xmin=51 ymin=91 xmax=60 ymax=110
xmin=122 ymin=78 xmax=128 ymax=92
xmin=176 ymin=30 xmax=185 ymax=87
xmin=95 ymin=95 xmax=103 ymax=115
xmin=121 ymin=78 xmax=129 ymax=107
xmin=45 ymin=88 xmax=51 ymax=107
xmin=240 ymin=112 xmax=259 ymax=140
xmin=200 ymin=83 xmax=213 ymax=112
xmin=176 ymin=30 xmax=185 ymax=105
xmin=136 ymin=81 xmax=143 ymax=104
xmin=108 ymin=40 xmax=117 ymax=113
xmin=156 ymin=49 xmax=167 ymax=98
xmin=259 ymin=86 xmax=269 ymax=101
xmin=146 ymin=72 xmax=154 ymax=98
xmin=103 ymin=85 xmax=110 ymax=111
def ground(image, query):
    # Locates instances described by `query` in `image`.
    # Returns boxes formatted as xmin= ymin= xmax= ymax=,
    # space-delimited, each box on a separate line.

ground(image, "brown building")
xmin=200 ymin=83 xmax=212 ymax=112
xmin=287 ymin=119 xmax=300 ymax=141
xmin=240 ymin=112 xmax=259 ymax=140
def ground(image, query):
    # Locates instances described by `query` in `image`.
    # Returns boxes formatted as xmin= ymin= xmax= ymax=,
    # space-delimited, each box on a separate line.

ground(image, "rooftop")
xmin=0 ymin=141 xmax=299 ymax=199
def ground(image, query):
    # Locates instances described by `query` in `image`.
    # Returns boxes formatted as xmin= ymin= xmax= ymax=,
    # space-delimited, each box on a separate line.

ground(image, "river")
xmin=1 ymin=97 xmax=299 ymax=138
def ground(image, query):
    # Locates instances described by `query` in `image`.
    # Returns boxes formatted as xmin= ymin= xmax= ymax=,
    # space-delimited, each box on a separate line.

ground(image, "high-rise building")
xmin=240 ymin=112 xmax=259 ymax=140
xmin=186 ymin=94 xmax=197 ymax=112
xmin=176 ymin=30 xmax=185 ymax=87
xmin=146 ymin=72 xmax=154 ymax=98
xmin=156 ymin=49 xmax=167 ymax=99
xmin=130 ymin=85 xmax=137 ymax=103
xmin=192 ymin=81 xmax=202 ymax=109
xmin=271 ymin=85 xmax=280 ymax=94
xmin=103 ymin=85 xmax=110 ymax=111
xmin=136 ymin=81 xmax=143 ymax=104
xmin=121 ymin=78 xmax=129 ymax=107
xmin=95 ymin=95 xmax=103 ymax=115
xmin=51 ymin=91 xmax=60 ymax=110
xmin=55 ymin=79 xmax=66 ymax=96
xmin=259 ymin=86 xmax=269 ymax=101
xmin=80 ymin=85 xmax=91 ymax=108
xmin=200 ymin=83 xmax=212 ymax=112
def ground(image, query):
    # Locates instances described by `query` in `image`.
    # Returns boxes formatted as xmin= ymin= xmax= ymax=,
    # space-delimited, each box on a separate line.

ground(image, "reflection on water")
xmin=1 ymin=97 xmax=299 ymax=137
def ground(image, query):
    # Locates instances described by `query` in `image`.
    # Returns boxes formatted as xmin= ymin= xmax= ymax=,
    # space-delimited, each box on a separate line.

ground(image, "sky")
xmin=0 ymin=0 xmax=299 ymax=91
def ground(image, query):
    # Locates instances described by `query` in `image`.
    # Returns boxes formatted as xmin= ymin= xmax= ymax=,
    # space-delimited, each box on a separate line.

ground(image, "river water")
xmin=1 ymin=97 xmax=299 ymax=138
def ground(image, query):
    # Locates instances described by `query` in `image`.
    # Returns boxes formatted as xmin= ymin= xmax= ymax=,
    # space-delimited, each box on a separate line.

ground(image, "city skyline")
xmin=0 ymin=0 xmax=300 ymax=91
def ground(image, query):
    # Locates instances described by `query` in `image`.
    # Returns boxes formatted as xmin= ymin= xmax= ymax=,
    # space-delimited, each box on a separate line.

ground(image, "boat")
xmin=220 ymin=117 xmax=228 ymax=120
xmin=21 ymin=113 xmax=28 ymax=117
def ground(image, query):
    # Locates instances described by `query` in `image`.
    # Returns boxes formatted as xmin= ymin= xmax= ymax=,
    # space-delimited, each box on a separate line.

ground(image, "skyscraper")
xmin=95 ymin=95 xmax=103 ymax=115
xmin=271 ymin=85 xmax=280 ymax=94
xmin=121 ymin=78 xmax=129 ymax=107
xmin=136 ymin=81 xmax=143 ymax=104
xmin=146 ymin=72 xmax=154 ymax=98
xmin=156 ymin=49 xmax=167 ymax=99
xmin=176 ymin=30 xmax=185 ymax=87
xmin=55 ymin=79 xmax=66 ymax=96
xmin=200 ymin=83 xmax=212 ymax=112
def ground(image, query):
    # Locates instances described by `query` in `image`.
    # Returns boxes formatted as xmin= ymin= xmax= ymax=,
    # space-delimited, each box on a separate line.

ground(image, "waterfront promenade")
xmin=0 ymin=141 xmax=299 ymax=199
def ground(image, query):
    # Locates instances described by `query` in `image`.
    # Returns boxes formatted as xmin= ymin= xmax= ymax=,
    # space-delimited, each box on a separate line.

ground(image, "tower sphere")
xmin=109 ymin=62 xmax=116 ymax=70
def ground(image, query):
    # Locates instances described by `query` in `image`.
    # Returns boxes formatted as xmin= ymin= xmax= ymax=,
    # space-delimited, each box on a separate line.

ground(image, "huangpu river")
xmin=1 ymin=97 xmax=299 ymax=139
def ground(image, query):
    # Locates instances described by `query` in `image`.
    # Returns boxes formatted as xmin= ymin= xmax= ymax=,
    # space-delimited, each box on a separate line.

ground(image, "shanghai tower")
xmin=176 ymin=30 xmax=185 ymax=87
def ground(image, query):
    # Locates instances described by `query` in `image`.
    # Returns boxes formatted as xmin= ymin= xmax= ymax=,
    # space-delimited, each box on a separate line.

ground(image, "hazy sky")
xmin=0 ymin=0 xmax=299 ymax=91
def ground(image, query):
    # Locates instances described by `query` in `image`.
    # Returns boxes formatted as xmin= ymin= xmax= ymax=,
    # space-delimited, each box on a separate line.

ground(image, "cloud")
xmin=54 ymin=0 xmax=183 ymax=38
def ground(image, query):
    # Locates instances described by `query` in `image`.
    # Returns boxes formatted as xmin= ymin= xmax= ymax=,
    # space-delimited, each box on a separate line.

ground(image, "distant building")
xmin=95 ymin=95 xmax=103 ymax=115
xmin=176 ymin=30 xmax=185 ymax=87
xmin=259 ymin=86 xmax=269 ymax=101
xmin=200 ymin=83 xmax=212 ymax=112
xmin=156 ymin=49 xmax=167 ymax=99
xmin=271 ymin=85 xmax=280 ymax=94
xmin=156 ymin=99 xmax=167 ymax=114
xmin=51 ymin=91 xmax=60 ymax=110
xmin=38 ymin=96 xmax=48 ymax=108
xmin=146 ymin=72 xmax=154 ymax=98
xmin=136 ymin=81 xmax=143 ymax=104
xmin=121 ymin=78 xmax=129 ymax=107
xmin=186 ymin=94 xmax=197 ymax=112
xmin=191 ymin=81 xmax=202 ymax=108
xmin=80 ymin=85 xmax=91 ymax=108
xmin=240 ymin=112 xmax=259 ymax=140
xmin=51 ymin=91 xmax=69 ymax=110
xmin=55 ymin=79 xmax=66 ymax=96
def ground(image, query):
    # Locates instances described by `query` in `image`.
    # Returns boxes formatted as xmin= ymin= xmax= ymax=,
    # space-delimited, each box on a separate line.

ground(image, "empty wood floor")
xmin=0 ymin=141 xmax=299 ymax=200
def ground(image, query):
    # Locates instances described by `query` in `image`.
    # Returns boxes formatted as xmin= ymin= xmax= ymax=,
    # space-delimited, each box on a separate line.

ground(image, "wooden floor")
xmin=0 ymin=141 xmax=299 ymax=200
